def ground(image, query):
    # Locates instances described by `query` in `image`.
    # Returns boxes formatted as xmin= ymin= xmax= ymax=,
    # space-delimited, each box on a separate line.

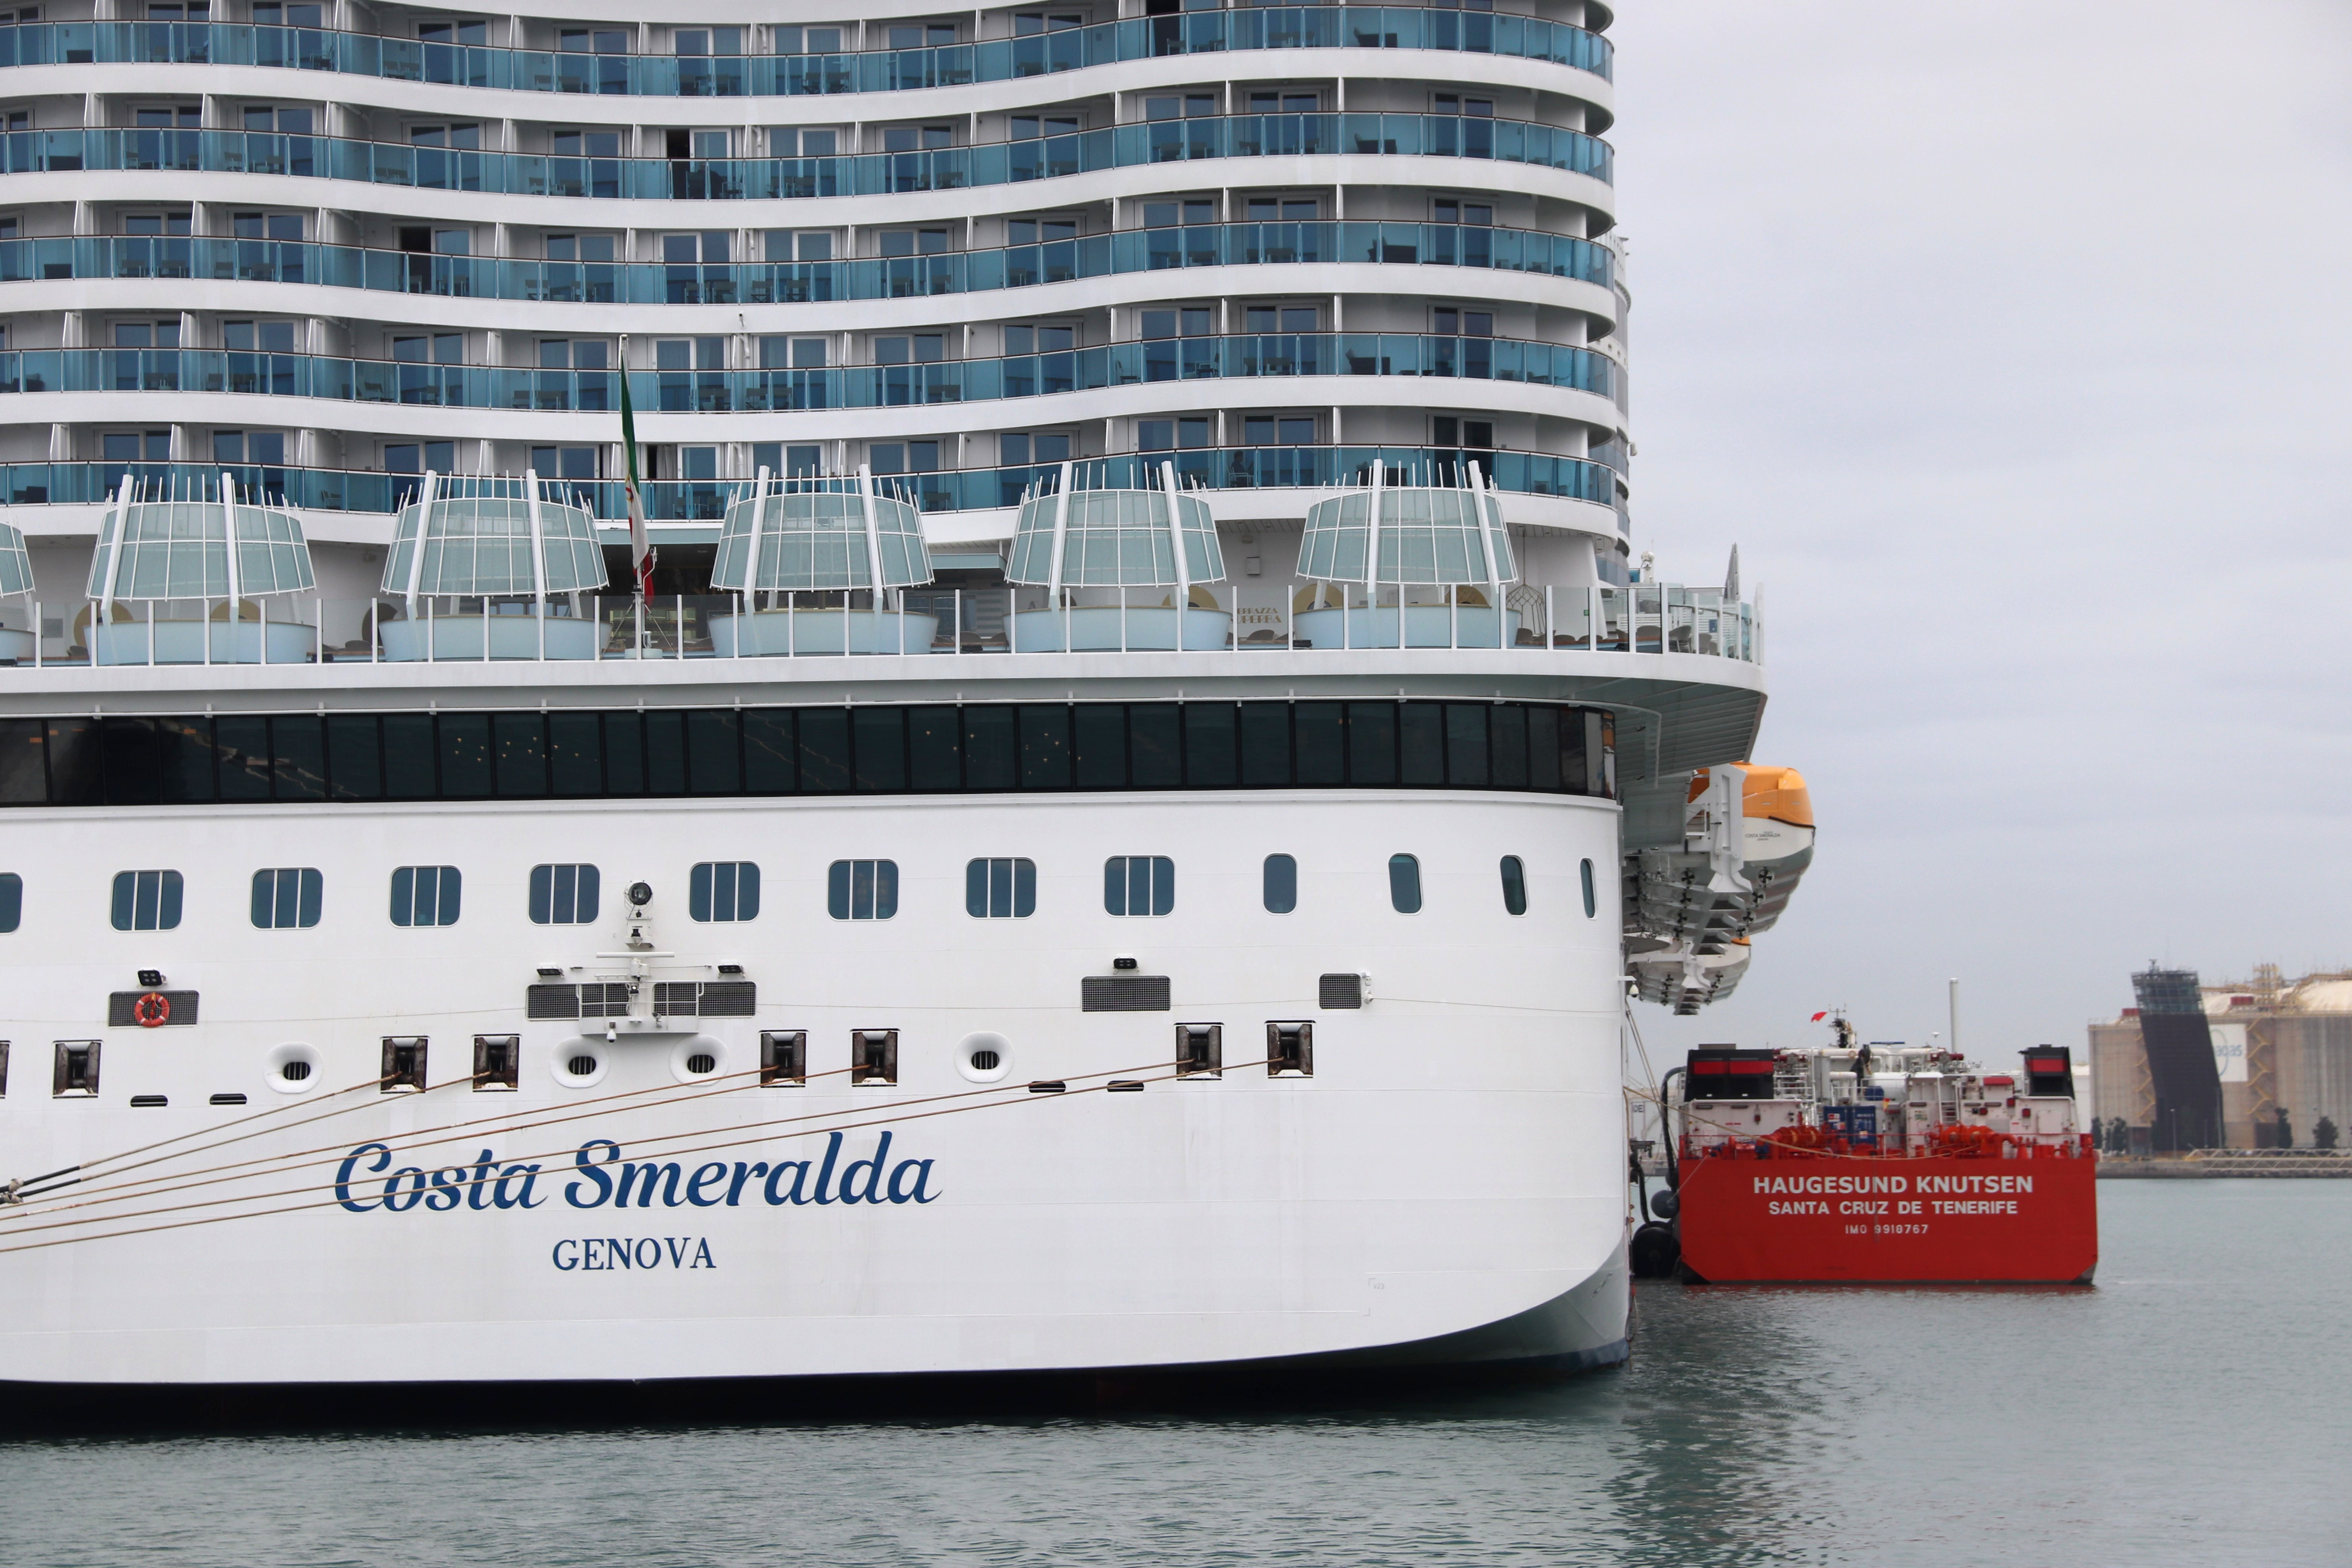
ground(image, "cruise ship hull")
xmin=0 ymin=790 xmax=1631 ymax=1387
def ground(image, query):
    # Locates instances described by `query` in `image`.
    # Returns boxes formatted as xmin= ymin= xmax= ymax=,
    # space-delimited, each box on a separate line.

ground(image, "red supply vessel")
xmin=1656 ymin=1023 xmax=2097 ymax=1284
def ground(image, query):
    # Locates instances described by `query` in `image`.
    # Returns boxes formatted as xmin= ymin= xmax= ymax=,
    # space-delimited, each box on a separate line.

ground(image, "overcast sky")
xmin=1608 ymin=2 xmax=2352 ymax=1064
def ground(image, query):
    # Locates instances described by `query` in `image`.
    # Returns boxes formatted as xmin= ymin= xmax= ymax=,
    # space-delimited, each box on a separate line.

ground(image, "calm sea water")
xmin=3 ymin=1180 xmax=2344 ymax=1567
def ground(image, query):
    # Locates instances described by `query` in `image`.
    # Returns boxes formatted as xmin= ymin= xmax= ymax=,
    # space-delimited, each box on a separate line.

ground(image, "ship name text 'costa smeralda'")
xmin=0 ymin=0 xmax=1810 ymax=1395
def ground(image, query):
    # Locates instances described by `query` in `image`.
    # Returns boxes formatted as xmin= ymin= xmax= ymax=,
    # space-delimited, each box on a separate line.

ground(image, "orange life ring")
xmin=133 ymin=991 xmax=170 ymax=1028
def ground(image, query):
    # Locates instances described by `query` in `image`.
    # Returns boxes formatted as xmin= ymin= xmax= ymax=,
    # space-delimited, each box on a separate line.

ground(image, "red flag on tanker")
xmin=1810 ymin=1011 xmax=1828 ymax=1021
xmin=619 ymin=338 xmax=654 ymax=603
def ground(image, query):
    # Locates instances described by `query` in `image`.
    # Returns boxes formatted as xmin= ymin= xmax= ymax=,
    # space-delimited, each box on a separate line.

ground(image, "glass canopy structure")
xmin=86 ymin=473 xmax=317 ymax=607
xmin=1297 ymin=467 xmax=1516 ymax=587
xmin=1006 ymin=462 xmax=1225 ymax=591
xmin=380 ymin=472 xmax=607 ymax=605
xmin=0 ymin=521 xmax=30 ymax=598
xmin=710 ymin=470 xmax=933 ymax=594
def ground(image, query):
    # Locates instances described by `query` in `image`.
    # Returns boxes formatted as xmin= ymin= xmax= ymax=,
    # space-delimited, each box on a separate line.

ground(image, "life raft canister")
xmin=132 ymin=991 xmax=171 ymax=1028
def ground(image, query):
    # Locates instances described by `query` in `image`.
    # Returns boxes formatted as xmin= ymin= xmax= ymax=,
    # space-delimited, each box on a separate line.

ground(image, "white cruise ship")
xmin=0 ymin=0 xmax=1804 ymax=1396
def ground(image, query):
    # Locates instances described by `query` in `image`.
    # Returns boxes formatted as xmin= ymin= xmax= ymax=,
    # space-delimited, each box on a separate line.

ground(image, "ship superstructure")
xmin=0 ymin=1 xmax=1801 ymax=1392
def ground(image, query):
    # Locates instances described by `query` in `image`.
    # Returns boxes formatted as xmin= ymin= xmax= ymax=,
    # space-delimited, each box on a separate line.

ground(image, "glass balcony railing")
xmin=0 ymin=583 xmax=1756 ymax=672
xmin=0 ymin=221 xmax=1614 ymax=305
xmin=0 ymin=9 xmax=1609 ymax=98
xmin=0 ymin=333 xmax=1621 ymax=414
xmin=0 ymin=448 xmax=1624 ymax=519
xmin=0 ymin=114 xmax=1614 ymax=200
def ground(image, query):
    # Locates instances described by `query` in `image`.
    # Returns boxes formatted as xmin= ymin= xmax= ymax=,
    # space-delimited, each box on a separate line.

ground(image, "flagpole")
xmin=619 ymin=331 xmax=655 ymax=609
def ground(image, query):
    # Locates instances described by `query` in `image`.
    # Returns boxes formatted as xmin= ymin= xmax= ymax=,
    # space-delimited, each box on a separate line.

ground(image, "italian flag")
xmin=619 ymin=352 xmax=655 ymax=603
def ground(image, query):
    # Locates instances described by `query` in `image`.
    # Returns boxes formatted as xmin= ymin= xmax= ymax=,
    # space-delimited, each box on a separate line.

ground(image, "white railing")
xmin=0 ymin=581 xmax=1758 ymax=670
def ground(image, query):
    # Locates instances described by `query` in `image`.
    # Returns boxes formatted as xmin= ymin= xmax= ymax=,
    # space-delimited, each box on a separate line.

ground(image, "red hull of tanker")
xmin=1673 ymin=1154 xmax=2098 ymax=1284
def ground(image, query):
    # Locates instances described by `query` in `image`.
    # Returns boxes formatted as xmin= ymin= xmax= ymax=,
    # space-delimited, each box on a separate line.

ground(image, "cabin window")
xmin=1262 ymin=853 xmax=1297 ymax=913
xmin=0 ymin=1039 xmax=9 ymax=1096
xmin=1499 ymin=856 xmax=1527 ymax=916
xmin=111 ymin=869 xmax=183 ymax=931
xmin=250 ymin=867 xmax=322 ymax=929
xmin=965 ymin=857 xmax=1036 ymax=918
xmin=0 ymin=872 xmax=20 ymax=932
xmin=389 ymin=865 xmax=461 ymax=927
xmin=691 ymin=861 xmax=760 ymax=922
xmin=1103 ymin=856 xmax=1173 ymax=916
xmin=827 ymin=861 xmax=896 ymax=921
xmin=529 ymin=863 xmax=601 ymax=925
xmin=1581 ymin=857 xmax=1597 ymax=918
xmin=1388 ymin=854 xmax=1422 ymax=914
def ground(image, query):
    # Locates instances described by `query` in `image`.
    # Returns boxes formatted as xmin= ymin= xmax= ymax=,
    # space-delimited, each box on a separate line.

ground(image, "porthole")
xmin=956 ymin=1031 xmax=1014 ymax=1085
xmin=265 ymin=1042 xmax=321 ymax=1096
xmin=1580 ymin=857 xmax=1597 ymax=919
xmin=552 ymin=1044 xmax=608 ymax=1090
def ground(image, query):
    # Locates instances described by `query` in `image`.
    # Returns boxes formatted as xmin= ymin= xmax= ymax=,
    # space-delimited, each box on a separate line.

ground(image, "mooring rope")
xmin=0 ymin=1058 xmax=1265 ymax=1254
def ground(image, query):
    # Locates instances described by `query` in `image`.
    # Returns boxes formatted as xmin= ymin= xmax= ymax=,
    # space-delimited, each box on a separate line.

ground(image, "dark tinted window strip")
xmin=0 ymin=703 xmax=1614 ymax=807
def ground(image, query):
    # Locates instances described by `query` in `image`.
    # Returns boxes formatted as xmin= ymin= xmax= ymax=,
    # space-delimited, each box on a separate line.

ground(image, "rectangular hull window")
xmin=390 ymin=866 xmax=462 ymax=927
xmin=529 ymin=863 xmax=601 ymax=925
xmin=250 ymin=867 xmax=323 ymax=929
xmin=965 ymin=858 xmax=1036 ymax=918
xmin=1103 ymin=855 xmax=1173 ymax=916
xmin=690 ymin=861 xmax=761 ymax=922
xmin=827 ymin=861 xmax=897 ymax=920
xmin=110 ymin=869 xmax=183 ymax=931
xmin=1500 ymin=856 xmax=1528 ymax=916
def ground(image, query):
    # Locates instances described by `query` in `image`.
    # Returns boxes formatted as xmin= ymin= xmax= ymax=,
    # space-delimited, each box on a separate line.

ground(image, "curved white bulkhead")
xmin=0 ymin=788 xmax=1629 ymax=1384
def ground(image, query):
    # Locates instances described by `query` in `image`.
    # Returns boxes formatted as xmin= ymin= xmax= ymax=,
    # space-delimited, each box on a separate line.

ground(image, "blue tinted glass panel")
xmin=1389 ymin=853 xmax=1422 ymax=914
xmin=1263 ymin=853 xmax=1297 ymax=914
xmin=1500 ymin=855 xmax=1527 ymax=916
xmin=0 ymin=872 xmax=20 ymax=933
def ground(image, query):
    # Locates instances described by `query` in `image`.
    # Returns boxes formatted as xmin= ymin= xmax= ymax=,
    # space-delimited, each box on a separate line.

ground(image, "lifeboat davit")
xmin=1626 ymin=764 xmax=1813 ymax=1014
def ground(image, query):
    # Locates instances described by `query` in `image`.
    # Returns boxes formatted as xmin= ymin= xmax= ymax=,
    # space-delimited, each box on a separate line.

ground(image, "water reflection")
xmin=0 ymin=1184 xmax=2343 ymax=1566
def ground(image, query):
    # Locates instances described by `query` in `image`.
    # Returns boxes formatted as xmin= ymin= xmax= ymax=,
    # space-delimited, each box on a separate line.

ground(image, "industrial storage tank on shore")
xmin=2089 ymin=966 xmax=2352 ymax=1154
